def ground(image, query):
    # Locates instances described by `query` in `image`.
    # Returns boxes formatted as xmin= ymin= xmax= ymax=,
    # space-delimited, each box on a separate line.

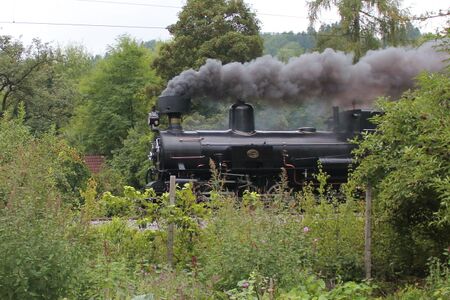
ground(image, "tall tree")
xmin=24 ymin=45 xmax=95 ymax=133
xmin=0 ymin=36 xmax=51 ymax=115
xmin=153 ymin=0 xmax=263 ymax=80
xmin=0 ymin=36 xmax=95 ymax=133
xmin=66 ymin=36 xmax=161 ymax=156
xmin=308 ymin=0 xmax=409 ymax=59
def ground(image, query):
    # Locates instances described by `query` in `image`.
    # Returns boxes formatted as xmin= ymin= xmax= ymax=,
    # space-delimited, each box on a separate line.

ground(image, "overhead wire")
xmin=76 ymin=0 xmax=181 ymax=10
xmin=0 ymin=20 xmax=167 ymax=30
xmin=0 ymin=0 xmax=343 ymax=35
xmin=74 ymin=0 xmax=330 ymax=20
xmin=0 ymin=20 xmax=348 ymax=37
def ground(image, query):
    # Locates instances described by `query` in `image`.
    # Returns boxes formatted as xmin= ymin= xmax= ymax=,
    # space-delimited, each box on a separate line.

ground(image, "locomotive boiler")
xmin=146 ymin=95 xmax=378 ymax=194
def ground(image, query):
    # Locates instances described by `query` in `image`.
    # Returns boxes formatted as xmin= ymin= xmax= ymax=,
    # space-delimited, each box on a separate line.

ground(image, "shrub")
xmin=298 ymin=182 xmax=365 ymax=282
xmin=0 ymin=112 xmax=89 ymax=209
xmin=351 ymin=71 xmax=450 ymax=275
xmin=0 ymin=207 xmax=89 ymax=299
xmin=196 ymin=197 xmax=314 ymax=291
xmin=135 ymin=268 xmax=216 ymax=300
xmin=279 ymin=275 xmax=374 ymax=299
xmin=95 ymin=217 xmax=160 ymax=266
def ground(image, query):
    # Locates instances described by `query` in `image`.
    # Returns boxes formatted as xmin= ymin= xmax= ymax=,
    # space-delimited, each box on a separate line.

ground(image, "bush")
xmin=279 ymin=275 xmax=374 ymax=300
xmin=298 ymin=182 xmax=365 ymax=282
xmin=0 ymin=207 xmax=89 ymax=299
xmin=196 ymin=197 xmax=315 ymax=291
xmin=0 ymin=111 xmax=89 ymax=209
xmin=135 ymin=268 xmax=216 ymax=300
xmin=95 ymin=217 xmax=160 ymax=266
xmin=351 ymin=71 xmax=450 ymax=276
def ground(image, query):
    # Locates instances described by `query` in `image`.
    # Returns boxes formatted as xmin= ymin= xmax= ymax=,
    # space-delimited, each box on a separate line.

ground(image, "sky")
xmin=0 ymin=0 xmax=448 ymax=55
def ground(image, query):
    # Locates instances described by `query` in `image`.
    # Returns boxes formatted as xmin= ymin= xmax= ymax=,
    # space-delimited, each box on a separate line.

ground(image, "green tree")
xmin=109 ymin=123 xmax=153 ymax=188
xmin=0 ymin=36 xmax=51 ymax=115
xmin=0 ymin=36 xmax=95 ymax=133
xmin=153 ymin=0 xmax=263 ymax=80
xmin=351 ymin=70 xmax=450 ymax=275
xmin=66 ymin=36 xmax=161 ymax=156
xmin=25 ymin=45 xmax=95 ymax=133
xmin=277 ymin=41 xmax=305 ymax=62
xmin=261 ymin=29 xmax=316 ymax=57
xmin=308 ymin=0 xmax=409 ymax=59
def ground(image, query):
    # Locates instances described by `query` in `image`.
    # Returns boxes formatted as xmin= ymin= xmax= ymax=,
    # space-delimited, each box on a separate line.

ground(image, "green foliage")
xmin=279 ymin=276 xmax=374 ymax=299
xmin=298 ymin=183 xmax=365 ymax=281
xmin=24 ymin=45 xmax=95 ymax=134
xmin=385 ymin=251 xmax=450 ymax=299
xmin=97 ymin=186 xmax=157 ymax=219
xmin=226 ymin=271 xmax=275 ymax=299
xmin=66 ymin=35 xmax=161 ymax=155
xmin=308 ymin=0 xmax=410 ymax=59
xmin=0 ymin=113 xmax=89 ymax=208
xmin=314 ymin=23 xmax=380 ymax=54
xmin=196 ymin=196 xmax=314 ymax=291
xmin=96 ymin=218 xmax=159 ymax=267
xmin=159 ymin=183 xmax=210 ymax=264
xmin=0 ymin=207 xmax=90 ymax=299
xmin=351 ymin=71 xmax=450 ymax=275
xmin=0 ymin=36 xmax=95 ymax=134
xmin=110 ymin=123 xmax=154 ymax=188
xmin=153 ymin=0 xmax=263 ymax=80
xmin=262 ymin=29 xmax=316 ymax=58
xmin=276 ymin=41 xmax=305 ymax=63
xmin=135 ymin=268 xmax=215 ymax=299
xmin=426 ymin=254 xmax=450 ymax=299
xmin=93 ymin=164 xmax=127 ymax=195
xmin=0 ymin=36 xmax=51 ymax=114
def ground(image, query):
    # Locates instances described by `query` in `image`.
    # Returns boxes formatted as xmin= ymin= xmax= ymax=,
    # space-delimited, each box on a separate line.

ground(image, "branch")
xmin=412 ymin=9 xmax=450 ymax=21
xmin=12 ymin=57 xmax=49 ymax=88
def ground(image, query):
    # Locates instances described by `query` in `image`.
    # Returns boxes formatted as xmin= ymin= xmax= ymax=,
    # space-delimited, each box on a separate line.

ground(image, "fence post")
xmin=167 ymin=175 xmax=176 ymax=268
xmin=364 ymin=183 xmax=372 ymax=280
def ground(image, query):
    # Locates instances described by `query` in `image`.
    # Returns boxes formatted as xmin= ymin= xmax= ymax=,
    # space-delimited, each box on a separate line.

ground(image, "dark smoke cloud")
xmin=162 ymin=42 xmax=447 ymax=106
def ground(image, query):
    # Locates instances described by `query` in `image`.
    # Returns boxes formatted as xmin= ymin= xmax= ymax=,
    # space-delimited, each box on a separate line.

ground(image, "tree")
xmin=277 ymin=42 xmax=305 ymax=62
xmin=66 ymin=36 xmax=161 ymax=156
xmin=0 ymin=36 xmax=51 ymax=114
xmin=0 ymin=36 xmax=95 ymax=133
xmin=351 ymin=69 xmax=450 ymax=275
xmin=25 ymin=45 xmax=95 ymax=133
xmin=109 ymin=123 xmax=153 ymax=188
xmin=153 ymin=0 xmax=263 ymax=80
xmin=308 ymin=0 xmax=409 ymax=59
xmin=261 ymin=29 xmax=316 ymax=57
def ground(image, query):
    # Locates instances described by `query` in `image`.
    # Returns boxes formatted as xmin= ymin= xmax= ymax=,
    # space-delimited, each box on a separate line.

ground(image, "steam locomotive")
xmin=146 ymin=95 xmax=378 ymax=194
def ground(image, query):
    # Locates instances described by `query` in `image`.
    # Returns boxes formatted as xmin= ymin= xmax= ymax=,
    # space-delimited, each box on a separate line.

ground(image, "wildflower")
xmin=313 ymin=238 xmax=319 ymax=243
xmin=303 ymin=226 xmax=310 ymax=233
xmin=241 ymin=281 xmax=249 ymax=289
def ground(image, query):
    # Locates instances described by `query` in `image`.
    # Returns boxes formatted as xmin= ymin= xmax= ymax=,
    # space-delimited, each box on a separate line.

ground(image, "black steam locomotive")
xmin=146 ymin=95 xmax=378 ymax=194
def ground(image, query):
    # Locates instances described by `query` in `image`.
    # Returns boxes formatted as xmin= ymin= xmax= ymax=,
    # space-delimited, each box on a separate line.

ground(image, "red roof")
xmin=84 ymin=155 xmax=105 ymax=174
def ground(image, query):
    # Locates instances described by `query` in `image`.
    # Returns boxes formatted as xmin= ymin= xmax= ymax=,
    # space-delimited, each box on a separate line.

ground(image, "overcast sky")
xmin=0 ymin=0 xmax=448 ymax=55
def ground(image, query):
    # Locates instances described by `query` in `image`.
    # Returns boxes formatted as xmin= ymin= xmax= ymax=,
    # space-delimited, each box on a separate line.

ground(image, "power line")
xmin=76 ymin=0 xmax=181 ymax=9
xmin=0 ymin=20 xmax=348 ymax=37
xmin=75 ymin=0 xmax=317 ymax=20
xmin=0 ymin=20 xmax=167 ymax=30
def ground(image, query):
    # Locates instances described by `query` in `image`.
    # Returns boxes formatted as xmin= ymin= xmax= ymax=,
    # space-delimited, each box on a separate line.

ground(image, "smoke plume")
xmin=162 ymin=42 xmax=447 ymax=106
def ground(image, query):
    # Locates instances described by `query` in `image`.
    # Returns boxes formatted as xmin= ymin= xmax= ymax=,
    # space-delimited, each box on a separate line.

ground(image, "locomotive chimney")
xmin=157 ymin=95 xmax=191 ymax=131
xmin=229 ymin=100 xmax=255 ymax=133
